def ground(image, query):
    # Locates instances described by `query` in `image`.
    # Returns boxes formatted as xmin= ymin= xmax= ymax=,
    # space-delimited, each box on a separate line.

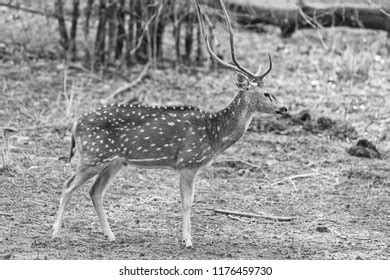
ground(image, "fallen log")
xmin=224 ymin=0 xmax=390 ymax=37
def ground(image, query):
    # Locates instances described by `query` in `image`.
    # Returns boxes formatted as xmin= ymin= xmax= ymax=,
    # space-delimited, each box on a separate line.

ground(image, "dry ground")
xmin=0 ymin=13 xmax=389 ymax=259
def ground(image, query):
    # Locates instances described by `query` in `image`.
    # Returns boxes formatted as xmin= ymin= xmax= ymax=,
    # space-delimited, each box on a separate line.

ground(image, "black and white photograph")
xmin=0 ymin=0 xmax=389 ymax=273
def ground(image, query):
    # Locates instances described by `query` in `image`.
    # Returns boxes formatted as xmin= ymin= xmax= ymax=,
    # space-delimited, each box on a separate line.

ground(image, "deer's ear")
xmin=235 ymin=73 xmax=249 ymax=89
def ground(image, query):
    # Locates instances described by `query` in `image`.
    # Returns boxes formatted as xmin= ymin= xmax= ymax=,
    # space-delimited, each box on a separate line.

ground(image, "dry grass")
xmin=0 ymin=10 xmax=389 ymax=259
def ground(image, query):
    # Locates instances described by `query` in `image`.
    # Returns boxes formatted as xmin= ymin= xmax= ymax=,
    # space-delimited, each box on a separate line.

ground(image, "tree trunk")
xmin=184 ymin=14 xmax=193 ymax=64
xmin=126 ymin=0 xmax=136 ymax=66
xmin=173 ymin=0 xmax=181 ymax=65
xmin=70 ymin=0 xmax=80 ymax=61
xmin=116 ymin=0 xmax=126 ymax=60
xmin=195 ymin=25 xmax=202 ymax=64
xmin=107 ymin=0 xmax=117 ymax=66
xmin=152 ymin=2 xmax=164 ymax=68
xmin=134 ymin=0 xmax=148 ymax=62
xmin=54 ymin=0 xmax=69 ymax=56
xmin=94 ymin=0 xmax=107 ymax=70
xmin=83 ymin=0 xmax=94 ymax=66
xmin=155 ymin=22 xmax=165 ymax=61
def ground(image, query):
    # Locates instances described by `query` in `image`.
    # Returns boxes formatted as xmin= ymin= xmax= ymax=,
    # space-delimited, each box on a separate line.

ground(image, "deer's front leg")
xmin=179 ymin=169 xmax=197 ymax=248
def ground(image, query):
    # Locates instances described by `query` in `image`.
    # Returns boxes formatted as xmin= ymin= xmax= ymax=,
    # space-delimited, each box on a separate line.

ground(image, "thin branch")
xmin=129 ymin=11 xmax=159 ymax=57
xmin=207 ymin=208 xmax=293 ymax=222
xmin=119 ymin=10 xmax=158 ymax=68
xmin=103 ymin=62 xmax=150 ymax=103
xmin=367 ymin=0 xmax=390 ymax=17
xmin=0 ymin=2 xmax=56 ymax=17
xmin=296 ymin=3 xmax=329 ymax=49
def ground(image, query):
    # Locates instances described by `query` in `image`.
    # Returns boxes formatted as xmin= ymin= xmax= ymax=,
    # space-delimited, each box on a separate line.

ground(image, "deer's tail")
xmin=68 ymin=133 xmax=76 ymax=163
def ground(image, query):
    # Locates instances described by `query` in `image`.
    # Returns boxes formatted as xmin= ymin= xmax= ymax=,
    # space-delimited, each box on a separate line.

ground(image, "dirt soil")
xmin=1 ymin=20 xmax=389 ymax=259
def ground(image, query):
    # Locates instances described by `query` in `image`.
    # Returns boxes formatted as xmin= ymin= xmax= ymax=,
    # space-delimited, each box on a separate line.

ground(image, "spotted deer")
xmin=52 ymin=0 xmax=288 ymax=248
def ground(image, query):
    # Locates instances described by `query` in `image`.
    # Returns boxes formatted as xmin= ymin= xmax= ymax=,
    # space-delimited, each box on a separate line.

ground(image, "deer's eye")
xmin=264 ymin=92 xmax=270 ymax=98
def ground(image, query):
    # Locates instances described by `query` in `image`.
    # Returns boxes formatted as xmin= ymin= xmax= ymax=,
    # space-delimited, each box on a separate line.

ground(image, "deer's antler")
xmin=194 ymin=0 xmax=272 ymax=81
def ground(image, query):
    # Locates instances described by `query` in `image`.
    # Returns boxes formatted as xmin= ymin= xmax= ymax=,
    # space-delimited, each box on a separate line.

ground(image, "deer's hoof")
xmin=51 ymin=235 xmax=62 ymax=242
xmin=182 ymin=239 xmax=193 ymax=248
xmin=52 ymin=229 xmax=61 ymax=239
xmin=107 ymin=234 xmax=116 ymax=242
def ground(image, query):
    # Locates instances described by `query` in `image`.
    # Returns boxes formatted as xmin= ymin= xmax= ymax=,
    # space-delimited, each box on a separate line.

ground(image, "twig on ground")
xmin=102 ymin=62 xmax=150 ymax=103
xmin=0 ymin=127 xmax=18 ymax=133
xmin=270 ymin=172 xmax=320 ymax=186
xmin=0 ymin=212 xmax=13 ymax=216
xmin=0 ymin=253 xmax=12 ymax=260
xmin=136 ymin=228 xmax=170 ymax=231
xmin=352 ymin=235 xmax=372 ymax=240
xmin=227 ymin=214 xmax=246 ymax=222
xmin=207 ymin=208 xmax=293 ymax=222
xmin=12 ymin=125 xmax=62 ymax=131
xmin=330 ymin=228 xmax=348 ymax=240
xmin=289 ymin=178 xmax=297 ymax=191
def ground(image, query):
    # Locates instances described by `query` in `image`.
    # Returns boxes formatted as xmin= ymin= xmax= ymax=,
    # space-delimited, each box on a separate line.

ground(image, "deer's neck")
xmin=209 ymin=90 xmax=254 ymax=152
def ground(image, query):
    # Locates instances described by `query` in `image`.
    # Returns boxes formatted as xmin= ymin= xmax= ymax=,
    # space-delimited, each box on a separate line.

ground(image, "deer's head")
xmin=194 ymin=0 xmax=288 ymax=116
xmin=235 ymin=71 xmax=287 ymax=116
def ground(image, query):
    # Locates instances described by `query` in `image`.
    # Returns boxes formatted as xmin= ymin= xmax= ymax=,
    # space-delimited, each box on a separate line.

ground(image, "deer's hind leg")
xmin=53 ymin=164 xmax=100 ymax=238
xmin=89 ymin=159 xmax=123 ymax=241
